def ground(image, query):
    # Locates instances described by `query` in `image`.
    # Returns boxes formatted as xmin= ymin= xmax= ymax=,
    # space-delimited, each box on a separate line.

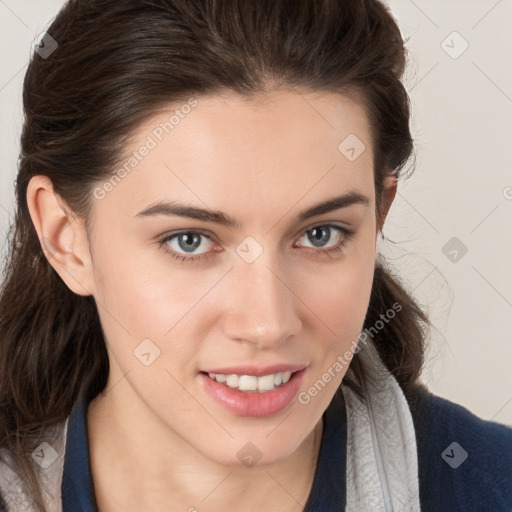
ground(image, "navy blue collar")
xmin=61 ymin=395 xmax=97 ymax=512
xmin=61 ymin=390 xmax=347 ymax=511
xmin=304 ymin=387 xmax=347 ymax=511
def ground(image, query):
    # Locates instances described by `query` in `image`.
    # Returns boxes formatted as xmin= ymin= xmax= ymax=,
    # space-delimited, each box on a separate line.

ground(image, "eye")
xmin=159 ymin=230 xmax=217 ymax=263
xmin=294 ymin=224 xmax=353 ymax=258
xmin=158 ymin=223 xmax=354 ymax=264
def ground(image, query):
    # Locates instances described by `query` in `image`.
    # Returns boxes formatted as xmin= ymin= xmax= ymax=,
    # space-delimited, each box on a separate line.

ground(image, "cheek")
xmin=304 ymin=236 xmax=375 ymax=319
xmin=301 ymin=233 xmax=376 ymax=337
xmin=90 ymin=242 xmax=222 ymax=368
xmin=92 ymin=234 xmax=211 ymax=326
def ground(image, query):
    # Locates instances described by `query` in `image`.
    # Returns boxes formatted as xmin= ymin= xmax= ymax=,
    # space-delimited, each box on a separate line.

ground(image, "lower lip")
xmin=198 ymin=369 xmax=307 ymax=417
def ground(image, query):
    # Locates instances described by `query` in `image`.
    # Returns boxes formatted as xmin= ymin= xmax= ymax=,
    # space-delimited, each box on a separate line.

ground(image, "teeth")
xmin=225 ymin=374 xmax=239 ymax=388
xmin=257 ymin=374 xmax=275 ymax=391
xmin=207 ymin=371 xmax=296 ymax=392
xmin=239 ymin=375 xmax=258 ymax=391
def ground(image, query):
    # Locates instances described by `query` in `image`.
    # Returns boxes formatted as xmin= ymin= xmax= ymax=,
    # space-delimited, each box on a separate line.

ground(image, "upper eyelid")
xmin=161 ymin=222 xmax=349 ymax=239
xmin=293 ymin=222 xmax=351 ymax=239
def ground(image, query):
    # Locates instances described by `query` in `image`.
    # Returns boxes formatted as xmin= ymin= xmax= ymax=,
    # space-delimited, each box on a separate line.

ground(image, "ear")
xmin=26 ymin=175 xmax=96 ymax=296
xmin=376 ymin=175 xmax=397 ymax=235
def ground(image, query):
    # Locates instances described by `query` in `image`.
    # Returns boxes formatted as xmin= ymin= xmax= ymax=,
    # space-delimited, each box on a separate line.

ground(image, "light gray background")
xmin=1 ymin=0 xmax=511 ymax=425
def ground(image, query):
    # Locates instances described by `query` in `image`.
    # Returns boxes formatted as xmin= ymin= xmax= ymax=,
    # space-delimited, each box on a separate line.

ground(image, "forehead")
xmin=92 ymin=89 xmax=374 ymax=226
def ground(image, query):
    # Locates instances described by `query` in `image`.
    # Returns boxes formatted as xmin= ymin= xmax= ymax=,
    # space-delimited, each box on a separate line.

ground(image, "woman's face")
xmin=84 ymin=89 xmax=392 ymax=466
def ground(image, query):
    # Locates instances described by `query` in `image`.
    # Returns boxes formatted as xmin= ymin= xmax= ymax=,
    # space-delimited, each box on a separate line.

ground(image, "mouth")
xmin=200 ymin=370 xmax=295 ymax=393
xmin=198 ymin=366 xmax=307 ymax=417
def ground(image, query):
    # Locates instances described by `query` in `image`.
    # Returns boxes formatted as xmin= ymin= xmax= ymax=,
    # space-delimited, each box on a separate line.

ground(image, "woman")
xmin=0 ymin=0 xmax=510 ymax=511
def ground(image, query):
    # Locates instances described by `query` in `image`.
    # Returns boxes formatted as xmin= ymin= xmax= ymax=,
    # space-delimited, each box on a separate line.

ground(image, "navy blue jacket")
xmin=1 ymin=382 xmax=511 ymax=511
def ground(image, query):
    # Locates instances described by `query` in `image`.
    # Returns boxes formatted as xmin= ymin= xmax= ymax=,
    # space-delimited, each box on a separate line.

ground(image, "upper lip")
xmin=201 ymin=364 xmax=307 ymax=377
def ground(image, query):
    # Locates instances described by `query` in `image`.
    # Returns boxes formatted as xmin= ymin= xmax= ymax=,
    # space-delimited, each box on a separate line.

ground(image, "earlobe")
xmin=26 ymin=175 xmax=95 ymax=296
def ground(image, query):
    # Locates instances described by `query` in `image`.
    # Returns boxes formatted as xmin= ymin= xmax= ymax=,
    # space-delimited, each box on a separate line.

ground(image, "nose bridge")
xmin=222 ymin=252 xmax=301 ymax=348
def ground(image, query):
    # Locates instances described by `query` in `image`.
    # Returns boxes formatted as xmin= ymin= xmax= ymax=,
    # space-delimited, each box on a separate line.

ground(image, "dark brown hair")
xmin=0 ymin=0 xmax=429 ymax=510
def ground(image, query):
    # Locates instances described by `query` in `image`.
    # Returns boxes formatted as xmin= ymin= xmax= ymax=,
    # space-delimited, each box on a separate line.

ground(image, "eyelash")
xmin=158 ymin=224 xmax=354 ymax=264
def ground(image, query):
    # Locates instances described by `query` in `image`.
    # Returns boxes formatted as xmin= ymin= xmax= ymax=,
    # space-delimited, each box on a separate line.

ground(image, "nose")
xmin=220 ymin=255 xmax=302 ymax=350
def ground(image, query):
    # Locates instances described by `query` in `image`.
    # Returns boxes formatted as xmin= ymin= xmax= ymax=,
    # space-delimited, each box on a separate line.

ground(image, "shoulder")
xmin=0 ymin=418 xmax=69 ymax=512
xmin=404 ymin=382 xmax=512 ymax=512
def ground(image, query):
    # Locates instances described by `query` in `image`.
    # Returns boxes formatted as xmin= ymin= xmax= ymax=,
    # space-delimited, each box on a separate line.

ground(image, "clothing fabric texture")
xmin=1 ymin=340 xmax=511 ymax=511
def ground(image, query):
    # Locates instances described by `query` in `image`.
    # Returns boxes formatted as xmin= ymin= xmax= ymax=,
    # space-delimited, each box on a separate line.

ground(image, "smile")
xmin=199 ymin=367 xmax=307 ymax=417
xmin=206 ymin=371 xmax=293 ymax=393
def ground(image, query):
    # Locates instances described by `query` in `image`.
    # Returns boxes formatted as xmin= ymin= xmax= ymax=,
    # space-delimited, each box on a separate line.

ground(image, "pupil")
xmin=179 ymin=233 xmax=200 ymax=252
xmin=309 ymin=227 xmax=330 ymax=247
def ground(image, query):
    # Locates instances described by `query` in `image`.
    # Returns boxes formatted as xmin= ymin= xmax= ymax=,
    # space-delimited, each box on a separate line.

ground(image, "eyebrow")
xmin=135 ymin=191 xmax=370 ymax=229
